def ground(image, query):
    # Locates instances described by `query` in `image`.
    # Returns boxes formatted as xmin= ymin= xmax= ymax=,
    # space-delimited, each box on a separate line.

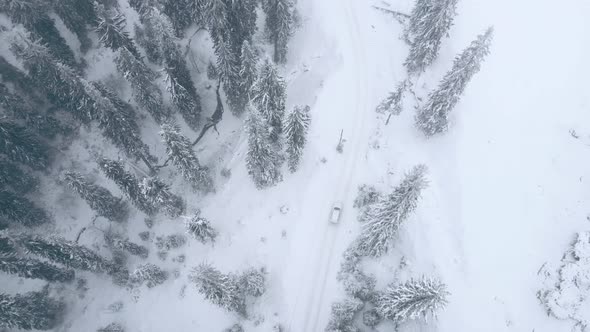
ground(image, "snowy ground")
xmin=8 ymin=0 xmax=590 ymax=331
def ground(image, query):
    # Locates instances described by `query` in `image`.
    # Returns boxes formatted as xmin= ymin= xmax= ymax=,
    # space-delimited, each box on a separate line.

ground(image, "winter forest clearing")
xmin=0 ymin=0 xmax=589 ymax=331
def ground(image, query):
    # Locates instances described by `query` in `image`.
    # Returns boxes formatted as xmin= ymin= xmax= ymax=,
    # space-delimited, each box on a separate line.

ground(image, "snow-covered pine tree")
xmin=97 ymin=322 xmax=125 ymax=332
xmin=357 ymin=165 xmax=428 ymax=257
xmin=0 ymin=253 xmax=75 ymax=282
xmin=376 ymin=80 xmax=408 ymax=116
xmin=0 ymin=120 xmax=50 ymax=170
xmin=0 ymin=288 xmax=65 ymax=330
xmin=216 ymin=37 xmax=240 ymax=111
xmin=130 ymin=263 xmax=168 ymax=288
xmin=185 ymin=211 xmax=217 ymax=244
xmin=0 ymin=190 xmax=51 ymax=227
xmin=375 ymin=277 xmax=449 ymax=323
xmin=63 ymin=171 xmax=129 ymax=223
xmin=134 ymin=22 xmax=162 ymax=64
xmin=164 ymin=68 xmax=201 ymax=131
xmin=160 ymin=123 xmax=214 ymax=193
xmin=416 ymin=27 xmax=494 ymax=137
xmin=21 ymin=235 xmax=116 ymax=273
xmin=0 ymin=56 xmax=41 ymax=102
xmin=226 ymin=0 xmax=257 ymax=51
xmin=245 ymin=108 xmax=283 ymax=189
xmin=95 ymin=4 xmax=141 ymax=58
xmin=234 ymin=40 xmax=259 ymax=115
xmin=239 ymin=268 xmax=266 ymax=297
xmin=251 ymin=59 xmax=286 ymax=143
xmin=159 ymin=0 xmax=193 ymax=37
xmin=404 ymin=0 xmax=458 ymax=74
xmin=105 ymin=234 xmax=149 ymax=259
xmin=263 ymin=0 xmax=294 ymax=63
xmin=189 ymin=263 xmax=247 ymax=316
xmin=1 ymin=0 xmax=78 ymax=67
xmin=52 ymin=0 xmax=96 ymax=52
xmin=284 ymin=105 xmax=310 ymax=172
xmin=140 ymin=177 xmax=185 ymax=218
xmin=115 ymin=47 xmax=169 ymax=124
xmin=97 ymin=157 xmax=157 ymax=215
xmin=0 ymin=159 xmax=38 ymax=194
xmin=325 ymin=298 xmax=364 ymax=332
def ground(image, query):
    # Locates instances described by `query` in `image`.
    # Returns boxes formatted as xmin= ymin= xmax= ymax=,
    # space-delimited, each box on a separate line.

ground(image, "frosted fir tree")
xmin=404 ymin=0 xmax=458 ymax=74
xmin=263 ymin=0 xmax=294 ymax=63
xmin=130 ymin=263 xmax=168 ymax=288
xmin=189 ymin=263 xmax=247 ymax=316
xmin=250 ymin=59 xmax=287 ymax=143
xmin=375 ymin=278 xmax=449 ymax=323
xmin=325 ymin=298 xmax=364 ymax=332
xmin=52 ymin=0 xmax=96 ymax=52
xmin=1 ymin=0 xmax=77 ymax=67
xmin=216 ymin=37 xmax=240 ymax=109
xmin=235 ymin=41 xmax=259 ymax=114
xmin=284 ymin=105 xmax=311 ymax=172
xmin=0 ymin=254 xmax=75 ymax=283
xmin=115 ymin=47 xmax=169 ymax=123
xmin=134 ymin=22 xmax=162 ymax=64
xmin=239 ymin=268 xmax=266 ymax=297
xmin=97 ymin=157 xmax=157 ymax=216
xmin=164 ymin=68 xmax=201 ymax=131
xmin=0 ymin=288 xmax=65 ymax=330
xmin=63 ymin=171 xmax=129 ymax=223
xmin=160 ymin=123 xmax=214 ymax=193
xmin=185 ymin=211 xmax=217 ymax=244
xmin=105 ymin=233 xmax=149 ymax=259
xmin=95 ymin=4 xmax=141 ymax=58
xmin=246 ymin=109 xmax=283 ymax=189
xmin=159 ymin=0 xmax=193 ymax=37
xmin=357 ymin=165 xmax=428 ymax=257
xmin=0 ymin=159 xmax=38 ymax=194
xmin=376 ymin=80 xmax=408 ymax=116
xmin=21 ymin=235 xmax=116 ymax=273
xmin=0 ymin=190 xmax=51 ymax=227
xmin=0 ymin=120 xmax=49 ymax=170
xmin=140 ymin=177 xmax=185 ymax=218
xmin=416 ymin=27 xmax=494 ymax=137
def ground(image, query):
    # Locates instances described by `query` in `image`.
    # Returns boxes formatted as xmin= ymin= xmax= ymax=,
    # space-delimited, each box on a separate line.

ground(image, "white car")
xmin=329 ymin=202 xmax=343 ymax=224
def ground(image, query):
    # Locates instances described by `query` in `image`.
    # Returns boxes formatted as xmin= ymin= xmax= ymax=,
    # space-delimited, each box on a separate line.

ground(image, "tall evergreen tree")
xmin=415 ymin=27 xmax=493 ymax=136
xmin=238 ymin=268 xmax=266 ymax=297
xmin=140 ymin=177 xmax=185 ymax=218
xmin=0 ymin=0 xmax=78 ymax=67
xmin=263 ymin=0 xmax=294 ymax=63
xmin=95 ymin=4 xmax=141 ymax=58
xmin=63 ymin=171 xmax=129 ymax=223
xmin=284 ymin=105 xmax=310 ymax=173
xmin=164 ymin=68 xmax=201 ymax=131
xmin=134 ymin=22 xmax=162 ymax=64
xmin=0 ymin=254 xmax=75 ymax=282
xmin=250 ymin=59 xmax=286 ymax=143
xmin=160 ymin=123 xmax=214 ymax=193
xmin=52 ymin=0 xmax=96 ymax=53
xmin=357 ymin=165 xmax=428 ymax=257
xmin=234 ymin=40 xmax=258 ymax=115
xmin=404 ymin=0 xmax=458 ymax=74
xmin=21 ymin=235 xmax=116 ymax=273
xmin=115 ymin=47 xmax=169 ymax=124
xmin=245 ymin=108 xmax=283 ymax=189
xmin=0 ymin=288 xmax=65 ymax=330
xmin=0 ymin=120 xmax=50 ymax=169
xmin=0 ymin=159 xmax=38 ymax=194
xmin=376 ymin=80 xmax=408 ymax=116
xmin=216 ymin=37 xmax=240 ymax=111
xmin=0 ymin=190 xmax=51 ymax=227
xmin=97 ymin=157 xmax=156 ymax=216
xmin=189 ymin=263 xmax=247 ymax=316
xmin=325 ymin=298 xmax=364 ymax=332
xmin=159 ymin=0 xmax=193 ymax=37
xmin=185 ymin=211 xmax=217 ymax=244
xmin=375 ymin=278 xmax=449 ymax=323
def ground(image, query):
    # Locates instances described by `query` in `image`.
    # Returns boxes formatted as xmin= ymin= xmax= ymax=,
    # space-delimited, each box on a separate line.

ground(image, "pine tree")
xmin=97 ymin=157 xmax=156 ymax=215
xmin=52 ymin=0 xmax=96 ymax=53
xmin=0 ymin=120 xmax=50 ymax=169
xmin=0 ymin=159 xmax=38 ymax=194
xmin=239 ymin=268 xmax=266 ymax=297
xmin=115 ymin=47 xmax=169 ymax=123
xmin=0 ymin=288 xmax=65 ymax=330
xmin=284 ymin=105 xmax=310 ymax=172
xmin=375 ymin=278 xmax=449 ymax=323
xmin=326 ymin=298 xmax=364 ymax=332
xmin=225 ymin=0 xmax=257 ymax=52
xmin=97 ymin=322 xmax=125 ymax=332
xmin=164 ymin=68 xmax=201 ymax=131
xmin=159 ymin=0 xmax=193 ymax=37
xmin=263 ymin=0 xmax=294 ymax=63
xmin=189 ymin=263 xmax=246 ymax=315
xmin=185 ymin=211 xmax=217 ymax=244
xmin=246 ymin=108 xmax=283 ymax=189
xmin=63 ymin=171 xmax=129 ymax=223
xmin=130 ymin=263 xmax=168 ymax=288
xmin=0 ymin=254 xmax=75 ymax=283
xmin=105 ymin=234 xmax=149 ymax=259
xmin=21 ymin=235 xmax=116 ymax=273
xmin=404 ymin=0 xmax=458 ymax=74
xmin=160 ymin=123 xmax=214 ymax=193
xmin=0 ymin=190 xmax=51 ymax=227
xmin=1 ymin=0 xmax=78 ymax=67
xmin=0 ymin=56 xmax=39 ymax=101
xmin=134 ymin=22 xmax=162 ymax=64
xmin=216 ymin=37 xmax=240 ymax=110
xmin=251 ymin=59 xmax=286 ymax=143
xmin=140 ymin=177 xmax=185 ymax=218
xmin=376 ymin=80 xmax=408 ymax=116
xmin=95 ymin=4 xmax=141 ymax=58
xmin=416 ymin=27 xmax=493 ymax=136
xmin=357 ymin=165 xmax=428 ymax=257
xmin=234 ymin=40 xmax=259 ymax=115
